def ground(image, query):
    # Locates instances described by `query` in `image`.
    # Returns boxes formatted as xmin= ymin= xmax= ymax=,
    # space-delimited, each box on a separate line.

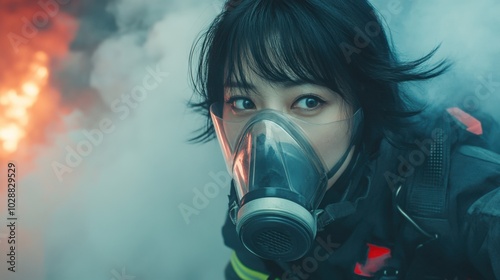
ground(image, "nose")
xmin=259 ymin=92 xmax=288 ymax=113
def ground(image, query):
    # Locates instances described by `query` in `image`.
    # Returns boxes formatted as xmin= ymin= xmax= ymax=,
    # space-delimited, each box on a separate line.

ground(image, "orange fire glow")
xmin=0 ymin=3 xmax=79 ymax=158
xmin=0 ymin=52 xmax=48 ymax=153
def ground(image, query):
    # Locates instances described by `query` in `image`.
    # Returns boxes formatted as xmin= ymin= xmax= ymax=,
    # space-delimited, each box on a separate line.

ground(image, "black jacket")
xmin=222 ymin=111 xmax=500 ymax=280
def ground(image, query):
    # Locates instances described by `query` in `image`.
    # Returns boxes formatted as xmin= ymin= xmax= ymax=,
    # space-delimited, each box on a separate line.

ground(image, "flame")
xmin=0 ymin=3 xmax=79 ymax=158
xmin=0 ymin=52 xmax=48 ymax=153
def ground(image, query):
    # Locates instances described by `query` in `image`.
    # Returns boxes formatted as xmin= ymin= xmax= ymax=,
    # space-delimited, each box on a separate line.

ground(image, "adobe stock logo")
xmin=178 ymin=170 xmax=231 ymax=225
xmin=281 ymin=234 xmax=341 ymax=280
xmin=51 ymin=64 xmax=169 ymax=182
xmin=340 ymin=0 xmax=403 ymax=64
xmin=8 ymin=0 xmax=72 ymax=53
xmin=110 ymin=267 xmax=135 ymax=280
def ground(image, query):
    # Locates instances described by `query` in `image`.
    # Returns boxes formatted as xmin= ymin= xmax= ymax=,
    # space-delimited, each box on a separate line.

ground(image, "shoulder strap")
xmin=401 ymin=107 xmax=500 ymax=239
xmin=397 ymin=122 xmax=452 ymax=240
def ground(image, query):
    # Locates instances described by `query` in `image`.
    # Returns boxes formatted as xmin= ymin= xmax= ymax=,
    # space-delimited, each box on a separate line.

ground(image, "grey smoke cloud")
xmin=43 ymin=2 xmax=230 ymax=280
xmin=2 ymin=1 xmax=499 ymax=280
xmin=370 ymin=0 xmax=500 ymax=112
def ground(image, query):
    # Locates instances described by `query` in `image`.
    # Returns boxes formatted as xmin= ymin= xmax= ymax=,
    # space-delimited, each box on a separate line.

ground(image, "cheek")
xmin=303 ymin=121 xmax=351 ymax=169
xmin=302 ymin=101 xmax=347 ymax=125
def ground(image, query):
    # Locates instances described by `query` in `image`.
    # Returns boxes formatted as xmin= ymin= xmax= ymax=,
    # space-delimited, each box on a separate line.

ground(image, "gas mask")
xmin=210 ymin=102 xmax=363 ymax=261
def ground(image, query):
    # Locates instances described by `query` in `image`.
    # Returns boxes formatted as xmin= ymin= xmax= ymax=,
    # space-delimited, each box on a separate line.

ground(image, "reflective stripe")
xmin=446 ymin=107 xmax=483 ymax=135
xmin=230 ymin=251 xmax=279 ymax=280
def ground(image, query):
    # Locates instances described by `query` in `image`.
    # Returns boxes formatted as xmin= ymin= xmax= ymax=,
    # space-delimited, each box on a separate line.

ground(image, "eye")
xmin=293 ymin=95 xmax=325 ymax=110
xmin=226 ymin=96 xmax=256 ymax=110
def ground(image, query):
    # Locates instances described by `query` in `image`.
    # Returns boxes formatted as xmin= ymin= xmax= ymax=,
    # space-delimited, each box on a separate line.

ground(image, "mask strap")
xmin=326 ymin=111 xmax=363 ymax=179
xmin=319 ymin=111 xmax=364 ymax=229
xmin=326 ymin=143 xmax=354 ymax=179
xmin=317 ymin=160 xmax=366 ymax=230
xmin=317 ymin=200 xmax=356 ymax=230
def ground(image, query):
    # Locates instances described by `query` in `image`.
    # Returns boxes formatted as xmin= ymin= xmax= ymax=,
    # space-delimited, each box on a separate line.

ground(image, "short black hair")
xmin=188 ymin=0 xmax=450 ymax=152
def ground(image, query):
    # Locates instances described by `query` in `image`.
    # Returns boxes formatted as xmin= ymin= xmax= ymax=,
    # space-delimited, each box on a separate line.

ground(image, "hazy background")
xmin=0 ymin=0 xmax=499 ymax=279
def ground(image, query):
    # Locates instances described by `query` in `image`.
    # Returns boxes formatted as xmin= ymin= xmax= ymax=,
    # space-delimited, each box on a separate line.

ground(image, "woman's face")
xmin=221 ymin=68 xmax=356 ymax=190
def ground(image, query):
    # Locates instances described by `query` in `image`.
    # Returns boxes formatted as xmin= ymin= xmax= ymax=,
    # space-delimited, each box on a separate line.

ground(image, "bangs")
xmin=221 ymin=1 xmax=356 ymax=104
xmin=190 ymin=0 xmax=449 ymax=146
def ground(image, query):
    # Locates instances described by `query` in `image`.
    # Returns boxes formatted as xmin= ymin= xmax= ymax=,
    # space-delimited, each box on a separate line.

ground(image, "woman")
xmin=189 ymin=0 xmax=500 ymax=279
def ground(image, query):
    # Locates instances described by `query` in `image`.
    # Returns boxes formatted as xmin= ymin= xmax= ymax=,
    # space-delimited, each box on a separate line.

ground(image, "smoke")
xmin=1 ymin=1 xmax=229 ymax=279
xmin=40 ymin=1 xmax=231 ymax=279
xmin=370 ymin=0 xmax=500 ymax=114
xmin=1 ymin=1 xmax=498 ymax=280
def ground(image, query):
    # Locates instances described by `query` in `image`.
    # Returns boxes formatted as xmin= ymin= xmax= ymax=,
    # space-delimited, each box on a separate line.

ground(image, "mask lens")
xmin=232 ymin=120 xmax=325 ymax=209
